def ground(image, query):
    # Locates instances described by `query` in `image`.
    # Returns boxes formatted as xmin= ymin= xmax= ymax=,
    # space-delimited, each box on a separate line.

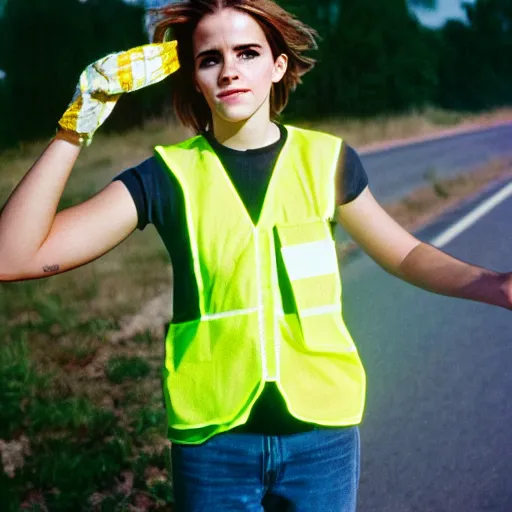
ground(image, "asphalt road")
xmin=359 ymin=123 xmax=512 ymax=204
xmin=340 ymin=179 xmax=512 ymax=511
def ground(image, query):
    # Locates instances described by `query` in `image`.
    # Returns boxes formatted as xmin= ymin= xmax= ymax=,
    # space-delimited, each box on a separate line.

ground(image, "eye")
xmin=199 ymin=56 xmax=219 ymax=69
xmin=239 ymin=49 xmax=260 ymax=60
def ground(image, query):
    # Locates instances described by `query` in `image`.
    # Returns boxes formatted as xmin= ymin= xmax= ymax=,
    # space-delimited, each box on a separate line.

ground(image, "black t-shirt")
xmin=112 ymin=124 xmax=369 ymax=435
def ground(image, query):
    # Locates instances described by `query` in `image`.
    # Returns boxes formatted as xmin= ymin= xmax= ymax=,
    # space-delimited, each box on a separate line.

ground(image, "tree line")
xmin=0 ymin=0 xmax=510 ymax=148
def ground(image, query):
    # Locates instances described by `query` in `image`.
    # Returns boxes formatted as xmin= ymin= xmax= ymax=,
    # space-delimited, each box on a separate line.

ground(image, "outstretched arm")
xmin=336 ymin=186 xmax=512 ymax=310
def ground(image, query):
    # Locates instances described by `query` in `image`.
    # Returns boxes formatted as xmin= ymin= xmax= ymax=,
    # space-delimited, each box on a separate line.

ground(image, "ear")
xmin=271 ymin=54 xmax=288 ymax=84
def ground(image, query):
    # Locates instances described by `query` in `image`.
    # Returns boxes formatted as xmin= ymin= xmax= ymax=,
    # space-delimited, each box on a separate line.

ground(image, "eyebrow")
xmin=195 ymin=43 xmax=262 ymax=60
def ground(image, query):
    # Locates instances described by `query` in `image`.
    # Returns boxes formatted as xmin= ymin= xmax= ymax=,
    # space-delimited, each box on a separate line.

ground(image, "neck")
xmin=211 ymin=102 xmax=280 ymax=151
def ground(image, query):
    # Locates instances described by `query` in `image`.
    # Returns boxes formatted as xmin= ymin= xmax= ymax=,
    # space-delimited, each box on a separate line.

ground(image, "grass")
xmin=294 ymin=106 xmax=512 ymax=148
xmin=106 ymin=356 xmax=152 ymax=384
xmin=0 ymin=107 xmax=511 ymax=510
xmin=0 ymin=339 xmax=45 ymax=438
xmin=0 ymin=340 xmax=171 ymax=511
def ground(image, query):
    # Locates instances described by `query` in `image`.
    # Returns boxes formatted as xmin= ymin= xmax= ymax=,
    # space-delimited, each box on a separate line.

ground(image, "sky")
xmin=411 ymin=0 xmax=475 ymax=28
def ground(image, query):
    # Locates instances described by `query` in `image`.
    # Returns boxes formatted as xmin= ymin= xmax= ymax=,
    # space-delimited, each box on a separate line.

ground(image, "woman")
xmin=0 ymin=1 xmax=510 ymax=510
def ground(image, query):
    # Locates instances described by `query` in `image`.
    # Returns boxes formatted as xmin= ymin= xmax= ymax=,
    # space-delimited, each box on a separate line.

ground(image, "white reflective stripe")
xmin=201 ymin=307 xmax=259 ymax=321
xmin=276 ymin=304 xmax=340 ymax=318
xmin=299 ymin=304 xmax=341 ymax=317
xmin=254 ymin=228 xmax=268 ymax=379
xmin=270 ymin=230 xmax=281 ymax=382
xmin=281 ymin=239 xmax=338 ymax=281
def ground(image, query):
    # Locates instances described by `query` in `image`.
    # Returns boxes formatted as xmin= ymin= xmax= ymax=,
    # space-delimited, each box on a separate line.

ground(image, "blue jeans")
xmin=170 ymin=426 xmax=360 ymax=511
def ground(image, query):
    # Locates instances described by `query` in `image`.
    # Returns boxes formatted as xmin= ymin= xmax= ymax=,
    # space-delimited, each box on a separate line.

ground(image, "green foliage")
xmin=148 ymin=479 xmax=174 ymax=504
xmin=132 ymin=449 xmax=169 ymax=488
xmin=131 ymin=407 xmax=167 ymax=436
xmin=76 ymin=317 xmax=120 ymax=337
xmin=106 ymin=355 xmax=151 ymax=383
xmin=32 ymin=294 xmax=79 ymax=333
xmin=28 ymin=397 xmax=118 ymax=436
xmin=30 ymin=435 xmax=131 ymax=511
xmin=0 ymin=339 xmax=172 ymax=511
xmin=0 ymin=281 xmax=42 ymax=323
xmin=0 ymin=339 xmax=46 ymax=438
xmin=0 ymin=284 xmax=80 ymax=335
xmin=0 ymin=0 xmax=169 ymax=148
xmin=437 ymin=0 xmax=512 ymax=110
xmin=281 ymin=0 xmax=440 ymax=120
xmin=0 ymin=313 xmax=173 ymax=510
xmin=133 ymin=329 xmax=158 ymax=345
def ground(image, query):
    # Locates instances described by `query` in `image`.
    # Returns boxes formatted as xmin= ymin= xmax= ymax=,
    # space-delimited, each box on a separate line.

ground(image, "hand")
xmin=57 ymin=41 xmax=180 ymax=147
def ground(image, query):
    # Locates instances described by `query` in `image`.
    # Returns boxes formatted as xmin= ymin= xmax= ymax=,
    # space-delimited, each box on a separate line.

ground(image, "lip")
xmin=217 ymin=89 xmax=250 ymax=99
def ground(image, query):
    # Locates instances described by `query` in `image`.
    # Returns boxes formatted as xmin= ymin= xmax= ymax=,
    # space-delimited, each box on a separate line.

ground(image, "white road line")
xmin=430 ymin=181 xmax=512 ymax=248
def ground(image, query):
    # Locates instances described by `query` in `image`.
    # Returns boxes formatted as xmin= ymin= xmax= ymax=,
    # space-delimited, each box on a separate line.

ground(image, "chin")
xmin=216 ymin=106 xmax=259 ymax=124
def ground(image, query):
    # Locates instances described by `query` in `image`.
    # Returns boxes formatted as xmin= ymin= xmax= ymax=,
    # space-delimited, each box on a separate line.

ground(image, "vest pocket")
xmin=165 ymin=312 xmax=260 ymax=370
xmin=163 ymin=312 xmax=261 ymax=428
xmin=166 ymin=319 xmax=212 ymax=369
xmin=274 ymin=220 xmax=356 ymax=354
xmin=276 ymin=220 xmax=339 ymax=282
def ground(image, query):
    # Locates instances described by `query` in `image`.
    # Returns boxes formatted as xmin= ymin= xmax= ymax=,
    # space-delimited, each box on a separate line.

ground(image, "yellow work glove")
xmin=57 ymin=41 xmax=179 ymax=147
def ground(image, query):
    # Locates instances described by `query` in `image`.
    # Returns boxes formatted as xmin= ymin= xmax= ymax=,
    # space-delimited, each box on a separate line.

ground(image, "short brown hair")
xmin=151 ymin=0 xmax=318 ymax=133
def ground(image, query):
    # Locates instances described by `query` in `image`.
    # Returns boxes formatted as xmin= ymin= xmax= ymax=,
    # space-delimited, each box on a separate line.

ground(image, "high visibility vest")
xmin=154 ymin=125 xmax=366 ymax=445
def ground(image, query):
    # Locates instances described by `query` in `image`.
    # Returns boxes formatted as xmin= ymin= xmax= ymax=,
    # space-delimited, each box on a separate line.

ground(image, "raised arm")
xmin=0 ymin=138 xmax=138 ymax=282
xmin=0 ymin=42 xmax=180 ymax=282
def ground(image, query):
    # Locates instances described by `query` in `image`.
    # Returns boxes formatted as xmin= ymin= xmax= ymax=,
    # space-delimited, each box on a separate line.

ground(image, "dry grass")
xmin=1 ymin=106 xmax=511 ymax=191
xmin=0 ymin=120 xmax=190 ymax=200
xmin=385 ymin=158 xmax=512 ymax=232
xmin=296 ymin=106 xmax=512 ymax=148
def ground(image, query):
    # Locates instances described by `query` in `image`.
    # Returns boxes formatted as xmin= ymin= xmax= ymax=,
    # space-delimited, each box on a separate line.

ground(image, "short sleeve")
xmin=335 ymin=143 xmax=369 ymax=205
xmin=112 ymin=156 xmax=171 ymax=231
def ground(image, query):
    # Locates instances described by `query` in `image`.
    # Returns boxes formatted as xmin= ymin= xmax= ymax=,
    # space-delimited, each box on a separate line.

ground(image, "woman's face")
xmin=192 ymin=8 xmax=287 ymax=126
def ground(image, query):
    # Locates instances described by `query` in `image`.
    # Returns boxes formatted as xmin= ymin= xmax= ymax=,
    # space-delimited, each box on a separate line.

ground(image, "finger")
xmin=114 ymin=41 xmax=180 ymax=93
xmin=146 ymin=41 xmax=181 ymax=84
xmin=81 ymin=42 xmax=180 ymax=96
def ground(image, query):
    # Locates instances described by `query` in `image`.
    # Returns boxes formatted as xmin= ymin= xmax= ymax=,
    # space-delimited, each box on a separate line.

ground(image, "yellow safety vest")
xmin=154 ymin=125 xmax=366 ymax=445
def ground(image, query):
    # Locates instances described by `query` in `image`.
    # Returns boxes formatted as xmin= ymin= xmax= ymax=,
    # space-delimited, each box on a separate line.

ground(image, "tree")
xmin=438 ymin=0 xmax=512 ymax=110
xmin=283 ymin=0 xmax=439 ymax=120
xmin=0 ymin=0 xmax=169 ymax=147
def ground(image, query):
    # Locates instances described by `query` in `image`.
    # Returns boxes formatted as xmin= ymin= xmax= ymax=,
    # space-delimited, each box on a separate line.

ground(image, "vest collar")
xmin=198 ymin=125 xmax=294 ymax=230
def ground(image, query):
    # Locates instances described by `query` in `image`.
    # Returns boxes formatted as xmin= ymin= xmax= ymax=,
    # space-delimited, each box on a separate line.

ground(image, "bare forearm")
xmin=0 ymin=137 xmax=81 ymax=270
xmin=395 ymin=242 xmax=510 ymax=309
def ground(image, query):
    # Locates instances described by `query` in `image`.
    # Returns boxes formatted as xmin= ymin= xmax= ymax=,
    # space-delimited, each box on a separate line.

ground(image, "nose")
xmin=218 ymin=55 xmax=240 ymax=85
